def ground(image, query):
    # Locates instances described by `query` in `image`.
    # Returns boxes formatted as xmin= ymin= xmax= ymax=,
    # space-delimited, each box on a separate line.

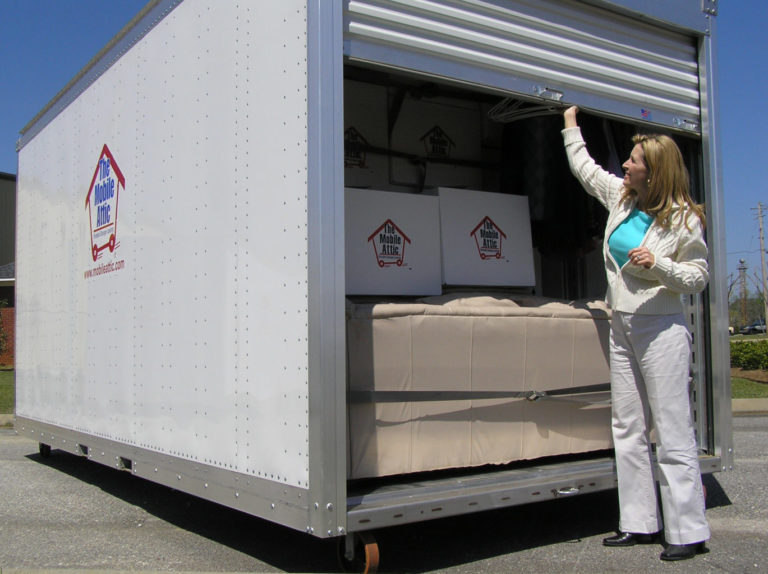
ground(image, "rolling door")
xmin=343 ymin=0 xmax=703 ymax=133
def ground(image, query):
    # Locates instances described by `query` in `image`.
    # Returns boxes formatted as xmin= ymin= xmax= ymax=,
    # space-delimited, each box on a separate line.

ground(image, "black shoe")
xmin=603 ymin=531 xmax=658 ymax=547
xmin=660 ymin=542 xmax=707 ymax=561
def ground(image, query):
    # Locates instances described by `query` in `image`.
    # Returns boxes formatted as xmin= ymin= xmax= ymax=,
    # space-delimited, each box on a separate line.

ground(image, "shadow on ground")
xmin=28 ymin=449 xmax=730 ymax=573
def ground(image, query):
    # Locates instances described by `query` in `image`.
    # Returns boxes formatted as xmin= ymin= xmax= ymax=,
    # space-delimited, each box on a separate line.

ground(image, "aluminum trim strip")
xmin=306 ymin=0 xmax=349 ymax=538
xmin=696 ymin=24 xmax=733 ymax=472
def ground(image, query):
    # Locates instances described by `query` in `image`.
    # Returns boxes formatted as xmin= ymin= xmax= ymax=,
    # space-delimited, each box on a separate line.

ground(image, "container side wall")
xmin=16 ymin=0 xmax=312 ymax=490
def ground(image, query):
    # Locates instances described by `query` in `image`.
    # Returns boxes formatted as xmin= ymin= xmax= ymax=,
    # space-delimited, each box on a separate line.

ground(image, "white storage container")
xmin=14 ymin=2 xmax=730 ymax=570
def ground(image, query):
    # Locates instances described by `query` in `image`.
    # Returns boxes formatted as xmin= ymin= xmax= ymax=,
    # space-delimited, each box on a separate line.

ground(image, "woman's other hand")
xmin=564 ymin=106 xmax=579 ymax=129
xmin=628 ymin=247 xmax=655 ymax=269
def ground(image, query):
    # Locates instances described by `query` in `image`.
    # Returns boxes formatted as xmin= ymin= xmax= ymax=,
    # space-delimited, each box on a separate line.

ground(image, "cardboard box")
xmin=438 ymin=187 xmax=535 ymax=286
xmin=389 ymin=95 xmax=484 ymax=189
xmin=344 ymin=79 xmax=390 ymax=189
xmin=345 ymin=188 xmax=442 ymax=295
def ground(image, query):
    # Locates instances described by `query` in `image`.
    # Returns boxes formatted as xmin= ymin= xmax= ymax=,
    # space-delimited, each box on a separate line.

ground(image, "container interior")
xmin=341 ymin=64 xmax=705 ymax=482
xmin=342 ymin=64 xmax=703 ymax=302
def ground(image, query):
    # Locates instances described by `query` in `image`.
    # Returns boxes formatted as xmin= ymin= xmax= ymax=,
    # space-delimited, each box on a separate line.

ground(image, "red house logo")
xmin=470 ymin=216 xmax=506 ymax=260
xmin=368 ymin=219 xmax=411 ymax=267
xmin=85 ymin=144 xmax=124 ymax=261
xmin=420 ymin=125 xmax=455 ymax=159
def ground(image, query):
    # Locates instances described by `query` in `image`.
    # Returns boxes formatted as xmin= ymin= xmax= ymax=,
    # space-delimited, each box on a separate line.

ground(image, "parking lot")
xmin=1 ymin=415 xmax=766 ymax=573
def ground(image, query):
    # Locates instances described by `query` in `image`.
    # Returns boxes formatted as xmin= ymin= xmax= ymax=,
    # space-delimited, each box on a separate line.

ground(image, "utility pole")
xmin=738 ymin=258 xmax=748 ymax=326
xmin=752 ymin=203 xmax=768 ymax=325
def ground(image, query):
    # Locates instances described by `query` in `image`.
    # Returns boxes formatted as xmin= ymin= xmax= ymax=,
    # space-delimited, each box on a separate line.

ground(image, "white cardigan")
xmin=562 ymin=127 xmax=708 ymax=315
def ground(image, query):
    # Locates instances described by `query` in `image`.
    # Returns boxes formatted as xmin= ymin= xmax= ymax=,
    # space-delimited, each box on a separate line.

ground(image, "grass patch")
xmin=732 ymin=377 xmax=768 ymax=399
xmin=0 ymin=368 xmax=13 ymax=414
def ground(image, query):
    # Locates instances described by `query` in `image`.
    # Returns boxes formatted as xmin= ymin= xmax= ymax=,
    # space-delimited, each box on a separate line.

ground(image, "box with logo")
xmin=345 ymin=188 xmax=442 ymax=295
xmin=438 ymin=187 xmax=535 ymax=287
xmin=343 ymin=79 xmax=389 ymax=190
xmin=389 ymin=94 xmax=485 ymax=189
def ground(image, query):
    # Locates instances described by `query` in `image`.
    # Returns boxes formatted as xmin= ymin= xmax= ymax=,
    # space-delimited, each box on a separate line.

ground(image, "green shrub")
xmin=730 ymin=340 xmax=768 ymax=370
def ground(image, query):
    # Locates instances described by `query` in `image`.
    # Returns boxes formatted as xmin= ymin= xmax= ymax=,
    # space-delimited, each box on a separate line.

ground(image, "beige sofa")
xmin=346 ymin=294 xmax=613 ymax=479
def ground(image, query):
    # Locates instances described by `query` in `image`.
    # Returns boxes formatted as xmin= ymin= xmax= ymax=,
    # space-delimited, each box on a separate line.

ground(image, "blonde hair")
xmin=622 ymin=133 xmax=706 ymax=229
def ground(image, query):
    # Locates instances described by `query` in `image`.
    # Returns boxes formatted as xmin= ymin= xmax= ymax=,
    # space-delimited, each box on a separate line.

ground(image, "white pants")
xmin=610 ymin=311 xmax=710 ymax=545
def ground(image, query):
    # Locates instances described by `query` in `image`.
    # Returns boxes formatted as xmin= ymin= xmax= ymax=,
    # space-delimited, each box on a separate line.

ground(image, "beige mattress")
xmin=346 ymin=293 xmax=613 ymax=479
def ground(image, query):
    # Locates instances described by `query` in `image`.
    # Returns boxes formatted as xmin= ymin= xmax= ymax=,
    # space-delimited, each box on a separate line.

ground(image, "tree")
xmin=729 ymin=294 xmax=764 ymax=329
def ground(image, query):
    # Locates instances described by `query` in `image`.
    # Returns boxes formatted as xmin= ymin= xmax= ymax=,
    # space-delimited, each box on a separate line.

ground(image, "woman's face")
xmin=622 ymin=143 xmax=649 ymax=199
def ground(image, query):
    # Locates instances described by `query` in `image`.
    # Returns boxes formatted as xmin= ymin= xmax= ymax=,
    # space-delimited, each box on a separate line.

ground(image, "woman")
xmin=561 ymin=106 xmax=709 ymax=561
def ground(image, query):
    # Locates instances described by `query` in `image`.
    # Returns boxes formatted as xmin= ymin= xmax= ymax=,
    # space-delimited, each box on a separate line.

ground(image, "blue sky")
xmin=0 ymin=1 xmax=766 ymax=293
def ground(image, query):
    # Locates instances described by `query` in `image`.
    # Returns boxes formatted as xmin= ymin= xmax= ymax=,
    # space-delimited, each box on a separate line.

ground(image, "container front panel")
xmin=16 ymin=0 xmax=311 ymax=488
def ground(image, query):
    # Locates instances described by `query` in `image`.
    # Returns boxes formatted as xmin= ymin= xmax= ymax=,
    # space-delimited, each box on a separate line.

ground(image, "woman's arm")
xmin=561 ymin=106 xmax=623 ymax=209
xmin=646 ymin=221 xmax=709 ymax=294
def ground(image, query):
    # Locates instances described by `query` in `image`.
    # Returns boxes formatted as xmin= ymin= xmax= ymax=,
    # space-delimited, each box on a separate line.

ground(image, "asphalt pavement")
xmin=1 ymin=415 xmax=766 ymax=573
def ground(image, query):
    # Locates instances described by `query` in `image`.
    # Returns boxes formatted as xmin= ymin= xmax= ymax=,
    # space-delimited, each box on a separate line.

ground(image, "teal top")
xmin=608 ymin=208 xmax=653 ymax=268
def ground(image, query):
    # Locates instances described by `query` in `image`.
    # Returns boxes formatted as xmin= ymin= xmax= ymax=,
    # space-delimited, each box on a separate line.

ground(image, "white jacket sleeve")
xmin=648 ymin=219 xmax=709 ymax=294
xmin=561 ymin=127 xmax=624 ymax=210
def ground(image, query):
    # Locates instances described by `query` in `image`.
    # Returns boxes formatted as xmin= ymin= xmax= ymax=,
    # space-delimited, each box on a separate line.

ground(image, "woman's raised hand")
xmin=563 ymin=106 xmax=579 ymax=129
